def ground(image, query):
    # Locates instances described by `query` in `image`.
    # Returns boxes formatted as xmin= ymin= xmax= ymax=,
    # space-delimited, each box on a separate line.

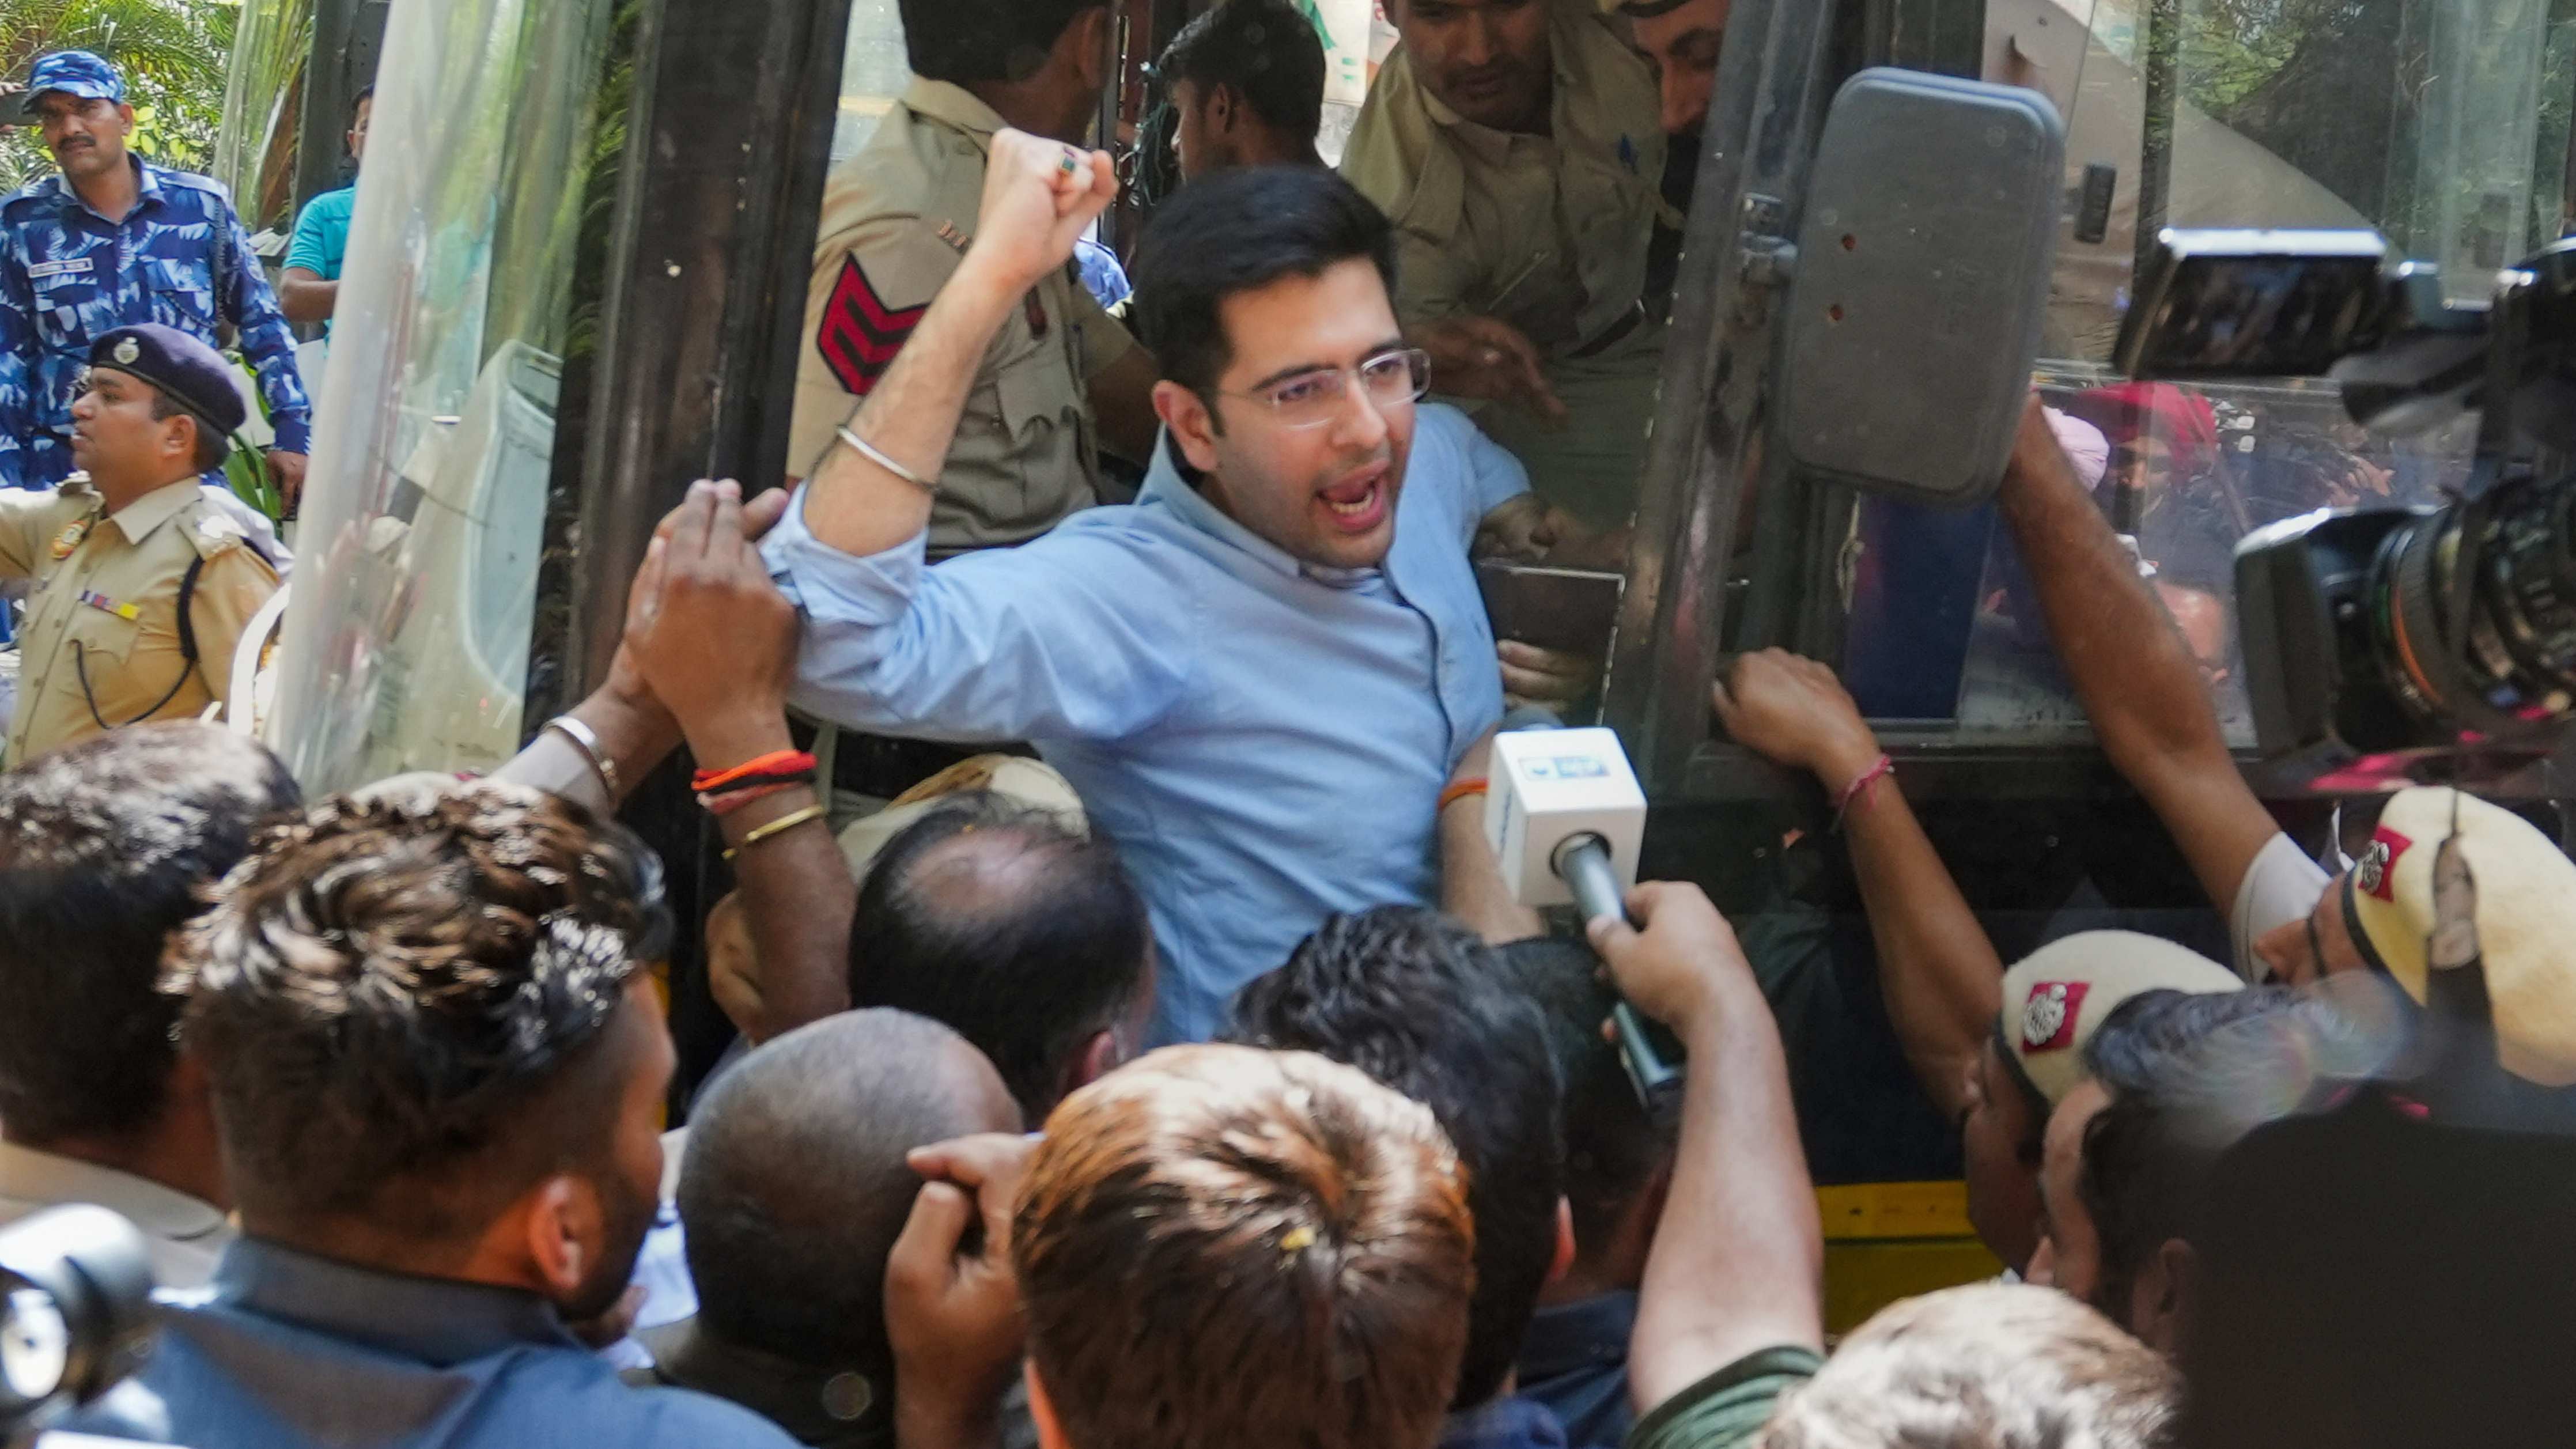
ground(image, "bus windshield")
xmin=1844 ymin=0 xmax=2569 ymax=744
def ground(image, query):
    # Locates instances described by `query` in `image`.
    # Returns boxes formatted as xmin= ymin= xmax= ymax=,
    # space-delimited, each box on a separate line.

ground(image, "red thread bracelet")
xmin=703 ymin=781 xmax=803 ymax=817
xmin=1832 ymin=755 xmax=1894 ymax=830
xmin=1439 ymin=778 xmax=1489 ymax=812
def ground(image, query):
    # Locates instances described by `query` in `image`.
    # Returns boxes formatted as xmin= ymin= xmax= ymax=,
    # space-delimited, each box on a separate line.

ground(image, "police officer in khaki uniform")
xmin=0 ymin=324 xmax=280 ymax=765
xmin=784 ymin=0 xmax=1162 ymax=562
xmin=1342 ymin=0 xmax=1676 ymax=529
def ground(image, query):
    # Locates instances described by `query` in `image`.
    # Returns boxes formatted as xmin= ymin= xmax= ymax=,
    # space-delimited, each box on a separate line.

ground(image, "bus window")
xmin=1847 ymin=0 xmax=2562 ymax=743
xmin=833 ymin=0 xmax=913 ymax=162
xmin=263 ymin=0 xmax=630 ymax=793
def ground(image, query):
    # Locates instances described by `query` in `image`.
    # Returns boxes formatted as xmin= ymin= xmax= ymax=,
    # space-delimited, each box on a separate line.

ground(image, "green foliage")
xmin=213 ymin=0 xmax=313 ymax=232
xmin=0 ymin=0 xmax=237 ymax=189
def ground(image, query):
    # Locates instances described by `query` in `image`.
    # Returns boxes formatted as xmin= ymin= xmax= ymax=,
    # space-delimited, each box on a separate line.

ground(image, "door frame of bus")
xmin=1603 ymin=0 xmax=1974 ymax=796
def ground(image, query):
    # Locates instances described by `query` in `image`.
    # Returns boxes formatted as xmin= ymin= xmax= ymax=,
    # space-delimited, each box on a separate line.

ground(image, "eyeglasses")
xmin=1221 ymin=348 xmax=1431 ymax=431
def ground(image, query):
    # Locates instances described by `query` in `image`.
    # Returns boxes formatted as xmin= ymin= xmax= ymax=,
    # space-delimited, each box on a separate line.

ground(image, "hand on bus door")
xmin=1712 ymin=648 xmax=1883 ymax=795
xmin=964 ymin=130 xmax=1119 ymax=301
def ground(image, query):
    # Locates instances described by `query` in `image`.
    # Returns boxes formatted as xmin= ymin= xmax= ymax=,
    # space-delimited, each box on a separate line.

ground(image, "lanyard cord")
xmin=70 ymin=553 xmax=205 ymax=729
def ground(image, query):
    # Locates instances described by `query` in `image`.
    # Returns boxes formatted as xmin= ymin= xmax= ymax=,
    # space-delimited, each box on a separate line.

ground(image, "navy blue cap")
xmin=90 ymin=325 xmax=246 ymax=443
xmin=21 ymin=51 xmax=123 ymax=118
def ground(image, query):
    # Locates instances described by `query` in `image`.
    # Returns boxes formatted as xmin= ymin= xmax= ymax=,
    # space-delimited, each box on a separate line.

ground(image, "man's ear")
xmin=1209 ymin=81 xmax=1239 ymax=137
xmin=1069 ymin=7 xmax=1117 ymax=94
xmin=1068 ymin=1028 xmax=1121 ymax=1096
xmin=1154 ymin=379 xmax=1223 ymax=474
xmin=114 ymin=101 xmax=137 ymax=134
xmin=2128 ymin=1237 xmax=2196 ymax=1356
xmin=519 ymin=1174 xmax=603 ymax=1304
xmin=1027 ymin=1360 xmax=1076 ymax=1449
xmin=1546 ymin=1197 xmax=1578 ymax=1288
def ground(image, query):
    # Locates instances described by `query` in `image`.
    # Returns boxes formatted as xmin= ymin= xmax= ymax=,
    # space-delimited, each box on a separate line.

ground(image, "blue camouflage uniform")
xmin=0 ymin=54 xmax=310 ymax=491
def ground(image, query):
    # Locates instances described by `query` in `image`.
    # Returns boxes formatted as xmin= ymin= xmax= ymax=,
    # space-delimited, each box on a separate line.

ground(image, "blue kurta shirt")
xmin=0 ymin=156 xmax=312 ymax=488
xmin=72 ymin=1237 xmax=797 ymax=1449
xmin=764 ymin=403 xmax=1528 ymax=1042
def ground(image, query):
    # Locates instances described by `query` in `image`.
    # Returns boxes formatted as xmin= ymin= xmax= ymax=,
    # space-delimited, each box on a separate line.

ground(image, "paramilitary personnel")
xmin=1341 ymin=0 xmax=1677 ymax=529
xmin=0 ymin=51 xmax=311 ymax=503
xmin=0 ymin=325 xmax=282 ymax=766
xmin=784 ymin=0 xmax=1162 ymax=560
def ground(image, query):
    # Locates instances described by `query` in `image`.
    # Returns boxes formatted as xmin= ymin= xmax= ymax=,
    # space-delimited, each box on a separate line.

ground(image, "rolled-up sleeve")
xmin=762 ymin=486 xmax=1195 ymax=745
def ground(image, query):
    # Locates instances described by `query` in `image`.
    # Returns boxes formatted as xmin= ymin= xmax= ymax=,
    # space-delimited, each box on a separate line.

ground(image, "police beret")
xmin=21 ymin=51 xmax=123 ymax=116
xmin=1999 ymin=931 xmax=2243 ymax=1107
xmin=2346 ymin=787 xmax=2576 ymax=1086
xmin=90 ymin=324 xmax=247 ymax=442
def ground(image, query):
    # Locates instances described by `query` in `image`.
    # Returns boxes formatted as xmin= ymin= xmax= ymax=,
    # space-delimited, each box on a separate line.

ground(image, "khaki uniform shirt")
xmin=0 ymin=475 xmax=280 ymax=766
xmin=1341 ymin=3 xmax=1674 ymax=361
xmin=786 ymin=80 xmax=1140 ymax=557
xmin=0 ymin=1138 xmax=234 ymax=1289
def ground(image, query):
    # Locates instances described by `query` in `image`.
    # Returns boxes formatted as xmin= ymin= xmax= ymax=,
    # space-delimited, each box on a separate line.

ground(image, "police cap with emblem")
xmin=20 ymin=51 xmax=124 ymax=117
xmin=89 ymin=324 xmax=246 ymax=463
xmin=1998 ymin=931 xmax=2244 ymax=1108
xmin=2342 ymin=786 xmax=2576 ymax=1085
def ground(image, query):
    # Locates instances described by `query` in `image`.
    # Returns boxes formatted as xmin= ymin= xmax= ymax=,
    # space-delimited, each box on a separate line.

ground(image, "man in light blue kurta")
xmin=762 ymin=143 xmax=1548 ymax=1043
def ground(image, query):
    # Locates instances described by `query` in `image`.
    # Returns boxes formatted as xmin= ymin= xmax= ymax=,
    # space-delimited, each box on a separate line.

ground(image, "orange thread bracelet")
xmin=1439 ymin=778 xmax=1489 ymax=812
xmin=692 ymin=750 xmax=816 ymax=795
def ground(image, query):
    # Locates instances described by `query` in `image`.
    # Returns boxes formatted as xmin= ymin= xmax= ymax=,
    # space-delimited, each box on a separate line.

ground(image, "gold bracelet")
xmin=722 ymin=803 xmax=829 ymax=862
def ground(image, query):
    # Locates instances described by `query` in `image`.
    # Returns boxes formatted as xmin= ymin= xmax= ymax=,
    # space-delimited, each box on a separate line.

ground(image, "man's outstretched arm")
xmin=802 ymin=133 xmax=1119 ymax=559
xmin=1998 ymin=395 xmax=2279 ymax=917
xmin=1715 ymin=650 xmax=2000 ymax=1122
xmin=1593 ymin=883 xmax=1822 ymax=1415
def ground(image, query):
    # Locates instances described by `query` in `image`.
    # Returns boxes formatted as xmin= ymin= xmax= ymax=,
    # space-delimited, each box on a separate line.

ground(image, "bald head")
xmin=852 ymin=793 xmax=1153 ymax=1121
xmin=678 ymin=1009 xmax=1019 ymax=1368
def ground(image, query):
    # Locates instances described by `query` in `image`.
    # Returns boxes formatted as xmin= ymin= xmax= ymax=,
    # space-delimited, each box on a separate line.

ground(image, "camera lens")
xmin=0 ymin=1284 xmax=70 ymax=1408
xmin=2369 ymin=471 xmax=2576 ymax=733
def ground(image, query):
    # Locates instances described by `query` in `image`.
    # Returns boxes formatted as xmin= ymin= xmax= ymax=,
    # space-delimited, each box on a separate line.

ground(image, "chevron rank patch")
xmin=817 ymin=256 xmax=928 ymax=399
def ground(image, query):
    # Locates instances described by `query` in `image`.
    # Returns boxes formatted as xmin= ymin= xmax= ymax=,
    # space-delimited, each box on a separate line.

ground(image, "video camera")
xmin=0 ymin=1206 xmax=156 ymax=1448
xmin=2114 ymin=229 xmax=2576 ymax=782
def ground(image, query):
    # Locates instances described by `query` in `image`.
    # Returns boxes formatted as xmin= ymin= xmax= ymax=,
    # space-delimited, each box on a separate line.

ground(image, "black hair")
xmin=1159 ymin=0 xmax=1327 ymax=150
xmin=681 ymin=1010 xmax=1016 ymax=1371
xmin=1129 ymin=165 xmax=1396 ymax=399
xmin=350 ymin=86 xmax=373 ymax=127
xmin=898 ymin=0 xmax=1108 ymax=85
xmin=0 ymin=724 xmax=300 ymax=1144
xmin=1492 ymin=936 xmax=1678 ymax=1262
xmin=1224 ymin=906 xmax=1566 ymax=1410
xmin=2077 ymin=987 xmax=2331 ymax=1322
xmin=850 ymin=792 xmax=1152 ymax=1123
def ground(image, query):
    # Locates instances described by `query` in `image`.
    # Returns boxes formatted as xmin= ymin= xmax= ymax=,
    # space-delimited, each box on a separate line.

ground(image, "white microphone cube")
xmin=1484 ymin=727 xmax=1647 ymax=909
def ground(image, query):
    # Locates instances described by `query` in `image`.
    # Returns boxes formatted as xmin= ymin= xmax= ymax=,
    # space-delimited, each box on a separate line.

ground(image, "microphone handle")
xmin=1554 ymin=835 xmax=1684 ymax=1103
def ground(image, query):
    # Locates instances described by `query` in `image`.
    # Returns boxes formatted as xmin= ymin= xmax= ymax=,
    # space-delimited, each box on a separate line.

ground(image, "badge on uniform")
xmin=2357 ymin=827 xmax=2412 ymax=901
xmin=48 ymin=517 xmax=92 ymax=559
xmin=77 ymin=589 xmax=138 ymax=621
xmin=2020 ymin=980 xmax=2089 ymax=1052
xmin=817 ymin=256 xmax=928 ymax=399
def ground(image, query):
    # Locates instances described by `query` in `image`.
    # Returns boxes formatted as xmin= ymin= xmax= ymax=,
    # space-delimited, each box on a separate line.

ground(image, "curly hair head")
xmin=171 ymin=782 xmax=670 ymax=1237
